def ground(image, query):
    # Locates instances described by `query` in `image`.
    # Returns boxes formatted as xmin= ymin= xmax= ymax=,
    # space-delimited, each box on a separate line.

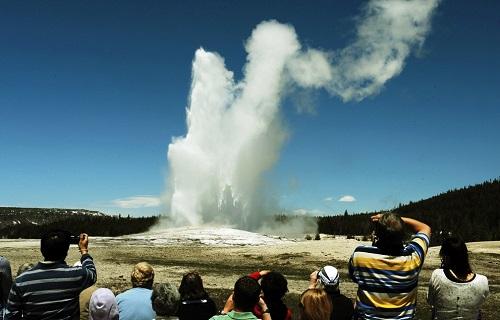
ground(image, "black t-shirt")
xmin=177 ymin=297 xmax=217 ymax=320
xmin=330 ymin=292 xmax=354 ymax=320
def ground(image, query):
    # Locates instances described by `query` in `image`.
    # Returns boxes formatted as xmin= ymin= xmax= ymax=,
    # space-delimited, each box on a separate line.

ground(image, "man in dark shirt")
xmin=6 ymin=230 xmax=97 ymax=320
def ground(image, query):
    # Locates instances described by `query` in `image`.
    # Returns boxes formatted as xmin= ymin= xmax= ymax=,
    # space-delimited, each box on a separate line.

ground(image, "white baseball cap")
xmin=318 ymin=265 xmax=340 ymax=288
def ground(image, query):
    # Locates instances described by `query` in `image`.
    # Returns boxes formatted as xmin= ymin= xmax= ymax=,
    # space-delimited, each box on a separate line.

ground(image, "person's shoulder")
xmin=429 ymin=269 xmax=445 ymax=282
xmin=337 ymin=293 xmax=354 ymax=303
xmin=119 ymin=287 xmax=150 ymax=297
xmin=474 ymin=273 xmax=489 ymax=284
xmin=352 ymin=244 xmax=378 ymax=254
xmin=208 ymin=315 xmax=228 ymax=320
xmin=14 ymin=263 xmax=44 ymax=281
xmin=411 ymin=232 xmax=430 ymax=246
xmin=431 ymin=268 xmax=444 ymax=276
xmin=116 ymin=288 xmax=134 ymax=299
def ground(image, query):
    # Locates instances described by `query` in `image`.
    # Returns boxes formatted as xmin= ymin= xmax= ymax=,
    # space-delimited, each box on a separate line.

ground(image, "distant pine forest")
xmin=317 ymin=178 xmax=500 ymax=245
xmin=1 ymin=178 xmax=499 ymax=243
xmin=0 ymin=208 xmax=158 ymax=239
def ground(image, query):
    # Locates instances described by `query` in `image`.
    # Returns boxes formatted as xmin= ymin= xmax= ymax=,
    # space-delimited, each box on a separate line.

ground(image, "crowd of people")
xmin=0 ymin=213 xmax=490 ymax=320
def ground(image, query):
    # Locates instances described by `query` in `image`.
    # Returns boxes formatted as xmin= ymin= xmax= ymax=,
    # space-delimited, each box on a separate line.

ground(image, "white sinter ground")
xmin=94 ymin=226 xmax=288 ymax=246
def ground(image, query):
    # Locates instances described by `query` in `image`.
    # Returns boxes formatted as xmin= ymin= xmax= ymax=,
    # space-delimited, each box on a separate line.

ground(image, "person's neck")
xmin=449 ymin=269 xmax=474 ymax=281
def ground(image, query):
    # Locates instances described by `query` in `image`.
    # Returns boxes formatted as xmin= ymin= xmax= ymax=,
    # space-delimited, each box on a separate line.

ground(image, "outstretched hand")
xmin=371 ymin=214 xmax=383 ymax=222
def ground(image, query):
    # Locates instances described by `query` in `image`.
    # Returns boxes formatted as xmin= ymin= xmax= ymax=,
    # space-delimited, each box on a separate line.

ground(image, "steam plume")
xmin=166 ymin=0 xmax=439 ymax=229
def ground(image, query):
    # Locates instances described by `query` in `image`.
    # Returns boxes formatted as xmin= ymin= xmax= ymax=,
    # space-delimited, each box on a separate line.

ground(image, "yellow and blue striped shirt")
xmin=349 ymin=232 xmax=430 ymax=320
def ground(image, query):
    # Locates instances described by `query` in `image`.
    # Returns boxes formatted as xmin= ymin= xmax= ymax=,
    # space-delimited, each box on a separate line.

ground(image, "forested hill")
xmin=0 ymin=207 xmax=158 ymax=238
xmin=317 ymin=178 xmax=500 ymax=244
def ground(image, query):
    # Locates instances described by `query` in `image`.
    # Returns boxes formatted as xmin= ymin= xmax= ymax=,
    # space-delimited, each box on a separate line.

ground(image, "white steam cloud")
xmin=339 ymin=195 xmax=357 ymax=203
xmin=165 ymin=0 xmax=439 ymax=229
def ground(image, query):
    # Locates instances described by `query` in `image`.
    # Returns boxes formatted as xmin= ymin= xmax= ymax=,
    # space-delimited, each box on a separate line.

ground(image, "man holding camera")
xmin=5 ymin=230 xmax=97 ymax=320
xmin=348 ymin=213 xmax=431 ymax=320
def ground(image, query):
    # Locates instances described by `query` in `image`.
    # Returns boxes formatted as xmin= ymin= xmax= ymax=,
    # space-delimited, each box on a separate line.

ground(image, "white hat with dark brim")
xmin=318 ymin=265 xmax=340 ymax=288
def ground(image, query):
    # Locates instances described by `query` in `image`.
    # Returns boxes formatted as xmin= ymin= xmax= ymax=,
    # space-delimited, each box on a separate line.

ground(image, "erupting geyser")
xmin=165 ymin=0 xmax=440 ymax=229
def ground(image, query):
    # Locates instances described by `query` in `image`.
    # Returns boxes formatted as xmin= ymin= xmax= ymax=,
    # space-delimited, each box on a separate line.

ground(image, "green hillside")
xmin=0 ymin=207 xmax=158 ymax=238
xmin=317 ymin=178 xmax=500 ymax=244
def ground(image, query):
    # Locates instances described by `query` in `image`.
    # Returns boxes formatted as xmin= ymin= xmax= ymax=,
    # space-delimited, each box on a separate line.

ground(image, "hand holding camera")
xmin=78 ymin=233 xmax=89 ymax=255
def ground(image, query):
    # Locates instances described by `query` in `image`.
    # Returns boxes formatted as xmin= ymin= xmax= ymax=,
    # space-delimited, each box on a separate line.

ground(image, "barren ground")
xmin=1 ymin=231 xmax=498 ymax=320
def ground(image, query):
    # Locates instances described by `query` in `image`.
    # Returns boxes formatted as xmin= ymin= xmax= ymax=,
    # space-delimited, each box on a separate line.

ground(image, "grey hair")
xmin=151 ymin=282 xmax=181 ymax=316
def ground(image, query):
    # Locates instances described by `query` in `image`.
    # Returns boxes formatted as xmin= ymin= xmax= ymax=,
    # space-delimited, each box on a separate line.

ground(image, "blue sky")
xmin=1 ymin=1 xmax=499 ymax=217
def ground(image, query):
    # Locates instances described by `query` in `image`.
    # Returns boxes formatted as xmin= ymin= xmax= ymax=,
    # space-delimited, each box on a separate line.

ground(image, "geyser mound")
xmin=105 ymin=226 xmax=285 ymax=246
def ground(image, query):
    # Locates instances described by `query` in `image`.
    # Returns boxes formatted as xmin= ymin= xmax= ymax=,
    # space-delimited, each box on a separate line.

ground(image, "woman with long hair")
xmin=177 ymin=272 xmax=217 ymax=320
xmin=299 ymin=288 xmax=332 ymax=320
xmin=427 ymin=236 xmax=489 ymax=319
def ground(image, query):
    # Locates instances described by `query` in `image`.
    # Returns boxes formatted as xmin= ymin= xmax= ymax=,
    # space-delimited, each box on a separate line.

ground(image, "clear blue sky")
xmin=1 ymin=1 xmax=499 ymax=217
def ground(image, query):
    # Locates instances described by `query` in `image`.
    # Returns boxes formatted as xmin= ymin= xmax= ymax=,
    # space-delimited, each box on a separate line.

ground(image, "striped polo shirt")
xmin=349 ymin=232 xmax=430 ymax=320
xmin=5 ymin=254 xmax=97 ymax=320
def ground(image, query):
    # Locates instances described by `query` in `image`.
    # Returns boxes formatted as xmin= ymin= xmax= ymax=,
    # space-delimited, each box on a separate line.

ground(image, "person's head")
xmin=0 ymin=256 xmax=12 ymax=304
xmin=151 ymin=282 xmax=180 ymax=316
xmin=261 ymin=271 xmax=288 ymax=302
xmin=131 ymin=262 xmax=154 ymax=289
xmin=89 ymin=288 xmax=119 ymax=320
xmin=317 ymin=265 xmax=340 ymax=294
xmin=179 ymin=271 xmax=208 ymax=300
xmin=232 ymin=276 xmax=261 ymax=312
xmin=299 ymin=289 xmax=332 ymax=320
xmin=40 ymin=230 xmax=72 ymax=261
xmin=373 ymin=212 xmax=405 ymax=253
xmin=440 ymin=236 xmax=472 ymax=278
xmin=16 ymin=262 xmax=35 ymax=276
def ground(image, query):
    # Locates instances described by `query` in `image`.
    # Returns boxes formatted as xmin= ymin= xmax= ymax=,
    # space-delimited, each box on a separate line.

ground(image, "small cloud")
xmin=323 ymin=197 xmax=334 ymax=202
xmin=111 ymin=195 xmax=161 ymax=209
xmin=338 ymin=195 xmax=356 ymax=202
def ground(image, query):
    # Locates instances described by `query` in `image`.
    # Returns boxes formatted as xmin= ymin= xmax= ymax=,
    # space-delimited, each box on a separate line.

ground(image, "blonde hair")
xmin=131 ymin=262 xmax=154 ymax=288
xmin=299 ymin=288 xmax=332 ymax=320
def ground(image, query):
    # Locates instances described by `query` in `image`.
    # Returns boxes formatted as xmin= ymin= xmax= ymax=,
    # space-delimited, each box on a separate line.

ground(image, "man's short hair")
xmin=151 ymin=282 xmax=180 ymax=316
xmin=233 ymin=276 xmax=260 ymax=311
xmin=261 ymin=271 xmax=288 ymax=301
xmin=131 ymin=262 xmax=154 ymax=289
xmin=374 ymin=212 xmax=405 ymax=253
xmin=40 ymin=230 xmax=71 ymax=261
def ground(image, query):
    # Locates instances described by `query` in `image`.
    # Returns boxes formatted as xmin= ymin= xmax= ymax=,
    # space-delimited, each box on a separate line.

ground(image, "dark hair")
xmin=151 ymin=282 xmax=180 ymax=316
xmin=440 ymin=236 xmax=472 ymax=279
xmin=261 ymin=271 xmax=288 ymax=301
xmin=40 ymin=230 xmax=71 ymax=261
xmin=179 ymin=272 xmax=208 ymax=300
xmin=374 ymin=212 xmax=405 ymax=254
xmin=0 ymin=256 xmax=13 ymax=305
xmin=233 ymin=276 xmax=260 ymax=311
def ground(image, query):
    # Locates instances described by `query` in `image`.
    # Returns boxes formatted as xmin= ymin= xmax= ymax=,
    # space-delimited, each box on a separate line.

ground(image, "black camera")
xmin=68 ymin=235 xmax=80 ymax=245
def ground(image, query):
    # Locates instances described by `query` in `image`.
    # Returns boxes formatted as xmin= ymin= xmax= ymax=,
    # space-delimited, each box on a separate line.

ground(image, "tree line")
xmin=317 ymin=178 xmax=500 ymax=245
xmin=0 ymin=207 xmax=159 ymax=238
